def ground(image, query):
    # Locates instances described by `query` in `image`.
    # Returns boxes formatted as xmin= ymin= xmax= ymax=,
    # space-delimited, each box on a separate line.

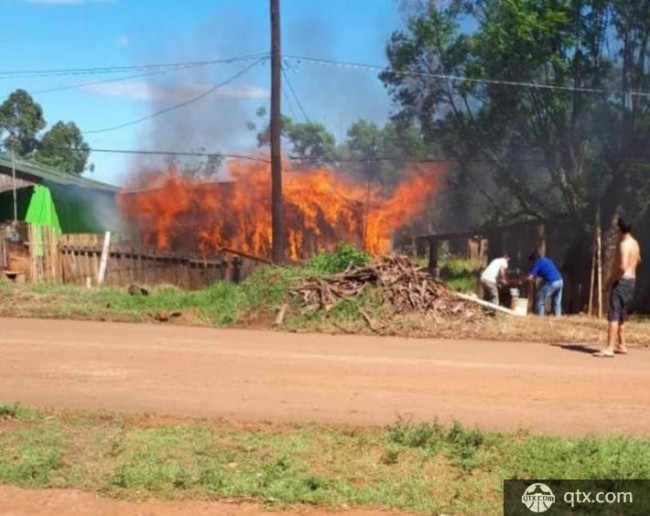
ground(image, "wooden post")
xmin=427 ymin=239 xmax=440 ymax=279
xmin=596 ymin=207 xmax=603 ymax=319
xmin=536 ymin=223 xmax=546 ymax=257
xmin=588 ymin=230 xmax=596 ymax=316
xmin=270 ymin=0 xmax=284 ymax=263
xmin=97 ymin=231 xmax=111 ymax=286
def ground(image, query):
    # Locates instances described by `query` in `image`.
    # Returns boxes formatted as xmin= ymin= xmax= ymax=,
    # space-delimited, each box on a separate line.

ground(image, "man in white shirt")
xmin=480 ymin=254 xmax=510 ymax=304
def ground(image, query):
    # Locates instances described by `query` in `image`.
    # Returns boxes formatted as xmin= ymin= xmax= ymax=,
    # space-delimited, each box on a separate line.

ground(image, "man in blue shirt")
xmin=526 ymin=252 xmax=563 ymax=316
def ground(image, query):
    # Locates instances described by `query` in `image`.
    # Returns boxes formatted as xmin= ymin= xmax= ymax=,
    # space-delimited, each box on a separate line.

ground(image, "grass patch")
xmin=440 ymin=257 xmax=481 ymax=294
xmin=1 ymin=251 xmax=650 ymax=348
xmin=1 ymin=406 xmax=650 ymax=513
xmin=2 ymin=278 xmax=650 ymax=347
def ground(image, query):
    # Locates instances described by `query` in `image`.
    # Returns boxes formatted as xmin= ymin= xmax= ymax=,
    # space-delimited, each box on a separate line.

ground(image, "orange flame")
xmin=118 ymin=159 xmax=445 ymax=260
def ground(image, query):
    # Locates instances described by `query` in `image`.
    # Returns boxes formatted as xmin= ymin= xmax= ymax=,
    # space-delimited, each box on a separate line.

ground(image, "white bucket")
xmin=511 ymin=297 xmax=529 ymax=316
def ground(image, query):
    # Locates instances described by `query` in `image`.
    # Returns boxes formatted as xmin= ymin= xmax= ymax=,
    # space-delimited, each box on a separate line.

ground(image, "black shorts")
xmin=608 ymin=278 xmax=635 ymax=323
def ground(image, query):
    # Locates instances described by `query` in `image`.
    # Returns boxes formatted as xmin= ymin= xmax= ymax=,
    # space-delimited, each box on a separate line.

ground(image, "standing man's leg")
xmin=535 ymin=282 xmax=551 ymax=316
xmin=482 ymin=280 xmax=499 ymax=304
xmin=551 ymin=280 xmax=563 ymax=317
xmin=616 ymin=279 xmax=634 ymax=354
xmin=617 ymin=322 xmax=627 ymax=354
xmin=596 ymin=282 xmax=621 ymax=357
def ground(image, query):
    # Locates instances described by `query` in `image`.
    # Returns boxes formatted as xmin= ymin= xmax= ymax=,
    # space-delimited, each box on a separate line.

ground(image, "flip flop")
xmin=593 ymin=350 xmax=615 ymax=358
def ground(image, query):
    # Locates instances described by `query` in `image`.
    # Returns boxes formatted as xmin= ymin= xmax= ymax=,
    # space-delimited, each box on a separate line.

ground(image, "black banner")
xmin=504 ymin=480 xmax=650 ymax=515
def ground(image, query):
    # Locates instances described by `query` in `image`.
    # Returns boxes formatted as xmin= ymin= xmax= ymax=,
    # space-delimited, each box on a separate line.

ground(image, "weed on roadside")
xmin=1 ymin=407 xmax=650 ymax=513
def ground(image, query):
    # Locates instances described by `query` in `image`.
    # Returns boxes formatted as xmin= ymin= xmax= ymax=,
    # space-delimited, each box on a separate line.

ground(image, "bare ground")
xmin=3 ymin=317 xmax=650 ymax=515
xmin=0 ymin=485 xmax=402 ymax=516
xmin=1 ymin=317 xmax=649 ymax=436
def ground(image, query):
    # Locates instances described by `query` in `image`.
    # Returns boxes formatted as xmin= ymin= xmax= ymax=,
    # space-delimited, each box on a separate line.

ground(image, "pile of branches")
xmin=292 ymin=254 xmax=484 ymax=320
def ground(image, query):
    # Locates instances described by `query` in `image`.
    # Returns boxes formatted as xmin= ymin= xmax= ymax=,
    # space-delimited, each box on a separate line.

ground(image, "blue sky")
xmin=0 ymin=0 xmax=404 ymax=185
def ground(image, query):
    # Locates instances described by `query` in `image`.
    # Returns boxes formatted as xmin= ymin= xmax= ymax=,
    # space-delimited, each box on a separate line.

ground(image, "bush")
xmin=440 ymin=257 xmax=480 ymax=294
xmin=308 ymin=243 xmax=370 ymax=275
xmin=441 ymin=258 xmax=478 ymax=278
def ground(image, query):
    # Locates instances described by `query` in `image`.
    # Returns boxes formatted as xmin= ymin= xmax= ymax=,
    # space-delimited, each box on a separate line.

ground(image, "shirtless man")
xmin=594 ymin=217 xmax=641 ymax=357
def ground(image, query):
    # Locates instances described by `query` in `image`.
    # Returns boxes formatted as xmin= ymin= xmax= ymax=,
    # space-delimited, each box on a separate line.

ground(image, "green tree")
xmin=254 ymin=109 xmax=338 ymax=165
xmin=381 ymin=1 xmax=650 ymax=231
xmin=163 ymin=149 xmax=223 ymax=180
xmin=0 ymin=89 xmax=46 ymax=156
xmin=34 ymin=121 xmax=91 ymax=174
xmin=343 ymin=118 xmax=431 ymax=187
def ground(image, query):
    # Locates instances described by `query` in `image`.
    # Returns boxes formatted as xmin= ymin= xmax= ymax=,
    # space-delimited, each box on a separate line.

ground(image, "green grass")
xmin=1 ymin=406 xmax=650 ymax=513
xmin=2 ymin=248 xmax=650 ymax=348
xmin=0 ymin=264 xmax=315 ymax=327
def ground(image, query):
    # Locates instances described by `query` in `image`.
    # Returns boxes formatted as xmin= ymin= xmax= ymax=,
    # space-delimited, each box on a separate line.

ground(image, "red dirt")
xmin=1 ymin=317 xmax=650 ymax=436
xmin=0 ymin=485 xmax=402 ymax=516
xmin=2 ymin=317 xmax=650 ymax=514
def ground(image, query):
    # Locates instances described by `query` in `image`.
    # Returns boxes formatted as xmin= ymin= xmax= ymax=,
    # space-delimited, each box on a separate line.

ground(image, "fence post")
xmin=97 ymin=231 xmax=111 ymax=286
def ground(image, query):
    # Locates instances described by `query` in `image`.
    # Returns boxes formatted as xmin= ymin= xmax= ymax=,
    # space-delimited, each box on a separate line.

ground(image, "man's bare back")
xmin=611 ymin=234 xmax=641 ymax=282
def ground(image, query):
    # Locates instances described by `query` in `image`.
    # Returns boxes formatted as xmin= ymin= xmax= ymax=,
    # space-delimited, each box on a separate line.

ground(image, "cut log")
xmin=452 ymin=292 xmax=524 ymax=317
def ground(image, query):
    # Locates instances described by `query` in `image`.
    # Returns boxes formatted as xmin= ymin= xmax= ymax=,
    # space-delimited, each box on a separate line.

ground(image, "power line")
xmin=281 ymin=81 xmax=299 ymax=120
xmin=80 ymin=147 xmax=270 ymax=163
xmin=54 ymin=146 xmax=650 ymax=167
xmin=283 ymin=54 xmax=650 ymax=99
xmin=83 ymin=58 xmax=267 ymax=135
xmin=30 ymin=66 xmax=197 ymax=95
xmin=281 ymin=63 xmax=311 ymax=123
xmin=0 ymin=54 xmax=269 ymax=80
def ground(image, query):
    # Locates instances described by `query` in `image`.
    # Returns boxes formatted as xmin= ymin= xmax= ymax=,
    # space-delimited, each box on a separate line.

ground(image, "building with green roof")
xmin=0 ymin=155 xmax=120 ymax=234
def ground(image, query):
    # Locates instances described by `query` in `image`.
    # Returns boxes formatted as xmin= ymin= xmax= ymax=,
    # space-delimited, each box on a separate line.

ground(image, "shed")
xmin=0 ymin=155 xmax=119 ymax=233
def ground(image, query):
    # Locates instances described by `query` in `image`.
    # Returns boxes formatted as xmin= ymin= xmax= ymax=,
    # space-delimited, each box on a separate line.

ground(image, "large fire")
xmin=118 ymin=158 xmax=445 ymax=261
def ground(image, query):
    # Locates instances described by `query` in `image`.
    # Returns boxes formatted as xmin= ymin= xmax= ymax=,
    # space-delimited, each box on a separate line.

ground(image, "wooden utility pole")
xmin=596 ymin=205 xmax=603 ymax=319
xmin=270 ymin=0 xmax=284 ymax=263
xmin=11 ymin=146 xmax=18 ymax=222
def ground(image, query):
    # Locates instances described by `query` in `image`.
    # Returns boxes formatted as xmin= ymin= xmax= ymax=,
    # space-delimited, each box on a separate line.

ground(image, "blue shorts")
xmin=608 ymin=278 xmax=635 ymax=323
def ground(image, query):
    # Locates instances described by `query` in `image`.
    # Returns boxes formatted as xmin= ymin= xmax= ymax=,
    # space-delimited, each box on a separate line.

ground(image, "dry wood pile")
xmin=293 ymin=255 xmax=484 ymax=320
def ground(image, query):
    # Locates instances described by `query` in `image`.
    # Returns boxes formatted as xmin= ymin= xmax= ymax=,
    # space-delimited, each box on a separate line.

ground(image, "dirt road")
xmin=0 ymin=485 xmax=402 ymax=516
xmin=1 ymin=317 xmax=649 ymax=436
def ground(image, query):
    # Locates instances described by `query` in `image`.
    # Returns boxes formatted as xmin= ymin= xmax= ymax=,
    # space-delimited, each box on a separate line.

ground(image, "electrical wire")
xmin=283 ymin=54 xmax=650 ymax=99
xmin=281 ymin=63 xmax=311 ymax=123
xmin=0 ymin=53 xmax=269 ymax=79
xmin=79 ymin=147 xmax=270 ymax=163
xmin=83 ymin=58 xmax=267 ymax=134
xmin=51 ymin=146 xmax=650 ymax=166
xmin=30 ymin=65 xmax=197 ymax=95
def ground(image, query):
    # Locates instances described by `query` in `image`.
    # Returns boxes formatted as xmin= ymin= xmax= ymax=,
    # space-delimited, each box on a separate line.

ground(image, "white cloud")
xmin=83 ymin=80 xmax=269 ymax=102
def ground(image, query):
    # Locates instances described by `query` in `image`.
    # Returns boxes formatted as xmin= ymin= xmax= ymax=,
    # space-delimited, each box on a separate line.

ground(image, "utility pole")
xmin=270 ymin=0 xmax=284 ymax=263
xmin=10 ymin=136 xmax=18 ymax=222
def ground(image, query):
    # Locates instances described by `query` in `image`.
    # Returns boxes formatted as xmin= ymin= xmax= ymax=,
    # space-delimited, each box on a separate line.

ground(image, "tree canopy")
xmin=381 ymin=0 xmax=650 ymax=230
xmin=0 ymin=89 xmax=91 ymax=175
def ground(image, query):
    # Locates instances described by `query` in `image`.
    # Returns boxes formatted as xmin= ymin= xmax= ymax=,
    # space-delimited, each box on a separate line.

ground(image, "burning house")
xmin=118 ymin=158 xmax=445 ymax=262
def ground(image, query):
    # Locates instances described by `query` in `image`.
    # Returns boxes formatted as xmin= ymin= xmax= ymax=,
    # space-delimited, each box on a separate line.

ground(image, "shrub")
xmin=308 ymin=243 xmax=370 ymax=275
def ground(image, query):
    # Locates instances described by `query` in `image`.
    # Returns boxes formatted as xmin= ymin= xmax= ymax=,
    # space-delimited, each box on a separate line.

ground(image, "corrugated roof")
xmin=0 ymin=155 xmax=118 ymax=192
xmin=0 ymin=173 xmax=34 ymax=193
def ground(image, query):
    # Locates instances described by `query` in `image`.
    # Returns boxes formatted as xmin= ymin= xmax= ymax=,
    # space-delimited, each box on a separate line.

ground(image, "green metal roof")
xmin=0 ymin=154 xmax=118 ymax=192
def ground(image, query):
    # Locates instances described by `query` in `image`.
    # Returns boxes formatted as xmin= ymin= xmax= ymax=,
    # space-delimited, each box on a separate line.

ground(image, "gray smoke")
xmin=126 ymin=0 xmax=397 ymax=174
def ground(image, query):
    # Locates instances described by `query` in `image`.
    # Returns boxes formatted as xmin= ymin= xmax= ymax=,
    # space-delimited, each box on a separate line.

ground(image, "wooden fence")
xmin=1 ymin=224 xmax=269 ymax=288
xmin=58 ymin=234 xmax=269 ymax=289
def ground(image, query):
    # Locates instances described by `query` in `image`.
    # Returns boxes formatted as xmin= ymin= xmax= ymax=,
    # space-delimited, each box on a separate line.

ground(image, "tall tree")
xmin=381 ymin=1 xmax=650 ymax=230
xmin=0 ymin=89 xmax=46 ymax=156
xmin=255 ymin=110 xmax=338 ymax=165
xmin=34 ymin=121 xmax=91 ymax=174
